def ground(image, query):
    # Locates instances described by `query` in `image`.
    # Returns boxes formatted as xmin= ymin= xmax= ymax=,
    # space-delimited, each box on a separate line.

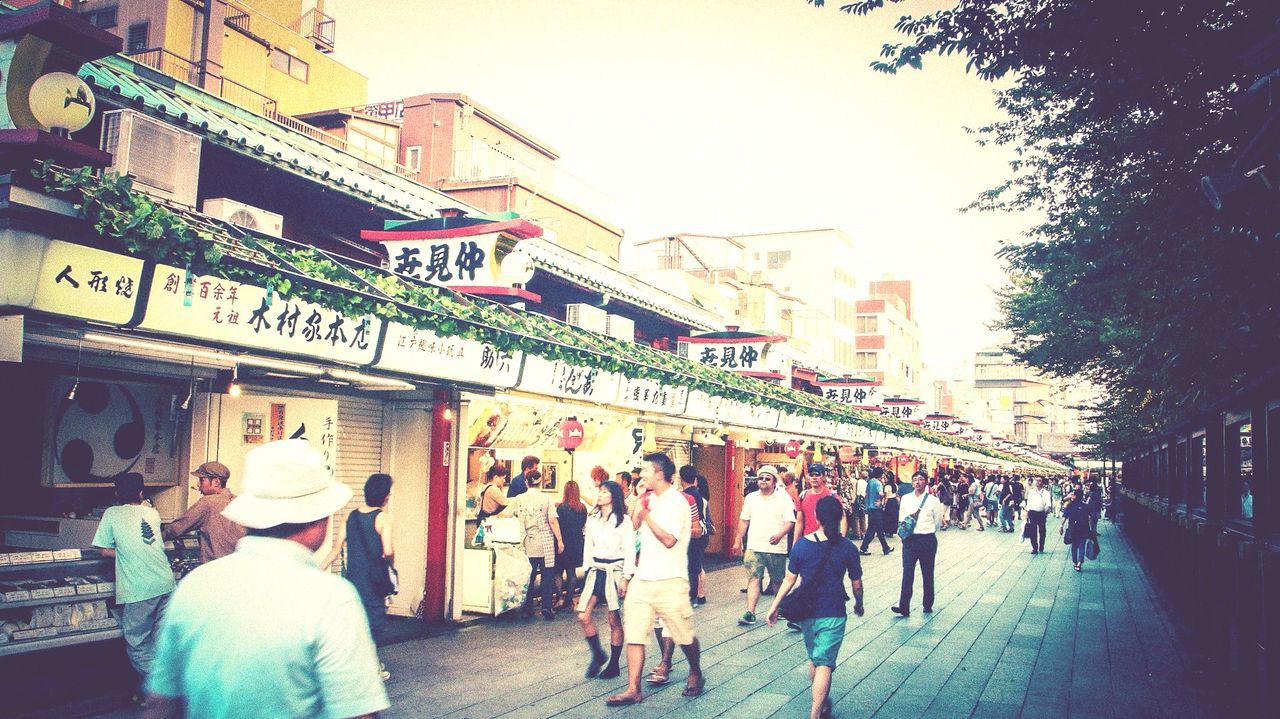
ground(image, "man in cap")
xmin=162 ymin=461 xmax=245 ymax=564
xmin=144 ymin=439 xmax=388 ymax=719
xmin=793 ymin=462 xmax=846 ymax=546
xmin=734 ymin=466 xmax=795 ymax=625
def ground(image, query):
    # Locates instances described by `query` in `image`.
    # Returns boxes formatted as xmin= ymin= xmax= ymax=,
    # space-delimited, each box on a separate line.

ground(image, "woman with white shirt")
xmin=893 ymin=471 xmax=945 ymax=618
xmin=577 ymin=480 xmax=635 ymax=680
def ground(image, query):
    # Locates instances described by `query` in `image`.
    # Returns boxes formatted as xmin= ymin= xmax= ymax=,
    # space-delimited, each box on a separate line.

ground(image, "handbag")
xmin=778 ymin=539 xmax=836 ymax=621
xmin=1084 ymin=536 xmax=1100 ymax=561
xmin=898 ymin=493 xmax=929 ymax=540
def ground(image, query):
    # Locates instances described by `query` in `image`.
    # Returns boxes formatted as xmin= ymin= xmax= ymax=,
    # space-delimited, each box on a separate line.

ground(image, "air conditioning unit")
xmin=202 ymin=198 xmax=284 ymax=238
xmin=565 ymin=303 xmax=607 ymax=334
xmin=605 ymin=314 xmax=635 ymax=342
xmin=101 ymin=110 xmax=201 ymax=208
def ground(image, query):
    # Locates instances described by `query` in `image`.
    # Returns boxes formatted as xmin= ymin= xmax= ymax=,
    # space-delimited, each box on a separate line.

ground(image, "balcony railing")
xmin=291 ymin=8 xmax=336 ymax=53
xmin=126 ymin=48 xmax=201 ymax=87
xmin=225 ymin=2 xmax=252 ymax=35
xmin=452 ymin=140 xmax=619 ymax=222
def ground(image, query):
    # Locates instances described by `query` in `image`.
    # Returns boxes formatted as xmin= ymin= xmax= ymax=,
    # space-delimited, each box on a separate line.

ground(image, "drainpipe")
xmin=198 ymin=0 xmax=228 ymax=94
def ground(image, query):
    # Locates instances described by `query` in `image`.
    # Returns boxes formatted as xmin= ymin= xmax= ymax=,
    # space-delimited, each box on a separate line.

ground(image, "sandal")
xmin=681 ymin=674 xmax=705 ymax=697
xmin=820 ymin=696 xmax=833 ymax=718
xmin=646 ymin=665 xmax=671 ymax=685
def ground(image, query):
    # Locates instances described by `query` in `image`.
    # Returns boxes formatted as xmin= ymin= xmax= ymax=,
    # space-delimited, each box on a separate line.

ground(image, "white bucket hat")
xmin=222 ymin=439 xmax=352 ymax=529
xmin=756 ymin=465 xmax=780 ymax=480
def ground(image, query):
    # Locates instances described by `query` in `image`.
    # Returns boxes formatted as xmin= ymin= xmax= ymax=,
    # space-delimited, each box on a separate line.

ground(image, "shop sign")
xmin=140 ymin=264 xmax=381 ymax=366
xmin=722 ymin=400 xmax=780 ymax=430
xmin=818 ymin=382 xmax=883 ymax=410
xmin=681 ymin=389 xmax=723 ymax=422
xmin=677 ymin=332 xmax=785 ymax=376
xmin=785 ymin=440 xmax=802 ymax=458
xmin=616 ymin=376 xmax=688 ymax=414
xmin=838 ymin=445 xmax=858 ymax=463
xmin=44 ymin=377 xmax=181 ymax=486
xmin=384 ymin=233 xmax=502 ymax=288
xmin=922 ymin=417 xmax=956 ymax=433
xmin=376 ymin=322 xmax=522 ymax=388
xmin=28 ymin=241 xmax=144 ymax=325
xmin=880 ymin=400 xmax=924 ymax=421
xmin=516 ymin=354 xmax=621 ymax=402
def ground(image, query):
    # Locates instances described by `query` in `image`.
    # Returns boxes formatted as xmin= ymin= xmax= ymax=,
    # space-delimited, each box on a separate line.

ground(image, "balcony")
xmin=291 ymin=8 xmax=337 ymax=53
xmin=450 ymin=139 xmax=619 ymax=224
xmin=126 ymin=48 xmax=201 ymax=87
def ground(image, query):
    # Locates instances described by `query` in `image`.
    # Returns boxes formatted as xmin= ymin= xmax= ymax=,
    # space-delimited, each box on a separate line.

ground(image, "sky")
xmin=326 ymin=0 xmax=1030 ymax=379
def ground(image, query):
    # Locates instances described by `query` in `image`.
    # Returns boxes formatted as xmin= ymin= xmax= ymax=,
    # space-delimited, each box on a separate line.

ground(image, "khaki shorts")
xmin=623 ymin=578 xmax=695 ymax=646
xmin=743 ymin=549 xmax=788 ymax=582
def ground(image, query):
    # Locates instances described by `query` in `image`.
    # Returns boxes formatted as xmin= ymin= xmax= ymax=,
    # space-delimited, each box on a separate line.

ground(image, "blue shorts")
xmin=800 ymin=615 xmax=847 ymax=668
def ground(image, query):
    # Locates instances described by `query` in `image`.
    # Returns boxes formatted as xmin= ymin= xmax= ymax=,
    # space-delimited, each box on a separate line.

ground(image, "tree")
xmin=813 ymin=0 xmax=1280 ymax=443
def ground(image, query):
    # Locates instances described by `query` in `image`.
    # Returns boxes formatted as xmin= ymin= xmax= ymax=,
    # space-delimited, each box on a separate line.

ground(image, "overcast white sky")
xmin=327 ymin=0 xmax=1029 ymax=379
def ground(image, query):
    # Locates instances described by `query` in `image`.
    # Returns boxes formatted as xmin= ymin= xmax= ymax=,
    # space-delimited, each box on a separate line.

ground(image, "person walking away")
xmin=321 ymin=473 xmax=396 ymax=679
xmin=606 ymin=453 xmax=703 ymax=706
xmin=953 ymin=473 xmax=970 ymax=529
xmin=578 ymin=481 xmax=634 ymax=679
xmin=893 ymin=471 xmax=944 ymax=617
xmin=858 ymin=467 xmax=894 ymax=556
xmin=847 ymin=470 xmax=868 ymax=540
xmin=734 ymin=466 xmax=795 ymax=625
xmin=514 ymin=470 xmax=563 ymax=619
xmin=555 ymin=480 xmax=589 ymax=609
xmin=767 ymin=496 xmax=864 ymax=719
xmin=679 ymin=465 xmax=709 ymax=606
xmin=984 ymin=475 xmax=1001 ymax=526
xmin=1010 ymin=475 xmax=1026 ymax=521
xmin=94 ymin=473 xmax=176 ymax=695
xmin=1083 ymin=479 xmax=1103 ymax=533
xmin=966 ymin=473 xmax=985 ymax=530
xmin=163 ymin=461 xmax=244 ymax=563
xmin=935 ymin=474 xmax=953 ymax=531
xmin=694 ymin=473 xmax=714 ymax=605
xmin=883 ymin=473 xmax=900 ymax=536
xmin=1060 ymin=488 xmax=1092 ymax=572
xmin=999 ymin=477 xmax=1016 ymax=532
xmin=145 ymin=439 xmax=387 ymax=718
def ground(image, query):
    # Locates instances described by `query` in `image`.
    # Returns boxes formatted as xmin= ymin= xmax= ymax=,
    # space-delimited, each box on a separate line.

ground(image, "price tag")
xmin=52 ymin=549 xmax=82 ymax=562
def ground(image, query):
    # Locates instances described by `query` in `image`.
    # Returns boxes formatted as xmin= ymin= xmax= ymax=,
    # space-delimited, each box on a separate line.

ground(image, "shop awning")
xmin=13 ymin=166 xmax=1057 ymax=470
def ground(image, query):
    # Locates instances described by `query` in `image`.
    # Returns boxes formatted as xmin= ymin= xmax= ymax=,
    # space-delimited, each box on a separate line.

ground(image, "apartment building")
xmin=852 ymin=278 xmax=925 ymax=399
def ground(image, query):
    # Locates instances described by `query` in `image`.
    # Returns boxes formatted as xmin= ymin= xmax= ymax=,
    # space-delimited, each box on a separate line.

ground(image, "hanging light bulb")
xmin=66 ymin=337 xmax=83 ymax=400
xmin=179 ymin=358 xmax=194 ymax=410
xmin=228 ymin=366 xmax=242 ymax=397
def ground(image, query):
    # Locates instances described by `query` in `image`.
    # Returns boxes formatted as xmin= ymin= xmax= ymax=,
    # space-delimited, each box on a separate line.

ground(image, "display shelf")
xmin=0 ymin=627 xmax=122 ymax=657
xmin=0 ymin=558 xmax=109 ymax=575
xmin=0 ymin=590 xmax=115 ymax=610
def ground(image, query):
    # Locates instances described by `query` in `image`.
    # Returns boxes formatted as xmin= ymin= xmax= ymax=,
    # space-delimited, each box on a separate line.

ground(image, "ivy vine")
xmin=34 ymin=162 xmax=1049 ymax=468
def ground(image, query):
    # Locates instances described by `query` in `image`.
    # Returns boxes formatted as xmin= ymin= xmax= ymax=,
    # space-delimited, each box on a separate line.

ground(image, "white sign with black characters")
xmin=27 ymin=241 xmax=145 ymax=325
xmin=819 ymin=383 xmax=883 ymax=409
xmin=141 ymin=265 xmax=381 ymax=366
xmin=376 ymin=323 xmax=522 ymax=388
xmin=384 ymin=234 xmax=502 ymax=288
xmin=517 ymin=354 xmax=622 ymax=402
xmin=722 ymin=400 xmax=781 ymax=430
xmin=682 ymin=390 xmax=723 ymax=422
xmin=615 ymin=376 xmax=688 ymax=414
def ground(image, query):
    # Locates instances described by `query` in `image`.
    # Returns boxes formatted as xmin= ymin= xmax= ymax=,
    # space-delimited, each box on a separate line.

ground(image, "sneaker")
xmin=786 ymin=621 xmax=801 ymax=631
xmin=541 ymin=608 xmax=555 ymax=620
xmin=883 ymin=547 xmax=895 ymax=555
xmin=738 ymin=612 xmax=757 ymax=626
xmin=859 ymin=548 xmax=871 ymax=555
xmin=696 ymin=597 xmax=707 ymax=606
xmin=379 ymin=662 xmax=391 ymax=681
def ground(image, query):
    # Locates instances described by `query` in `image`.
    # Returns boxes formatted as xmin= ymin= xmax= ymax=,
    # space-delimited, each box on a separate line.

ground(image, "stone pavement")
xmin=95 ymin=516 xmax=1222 ymax=719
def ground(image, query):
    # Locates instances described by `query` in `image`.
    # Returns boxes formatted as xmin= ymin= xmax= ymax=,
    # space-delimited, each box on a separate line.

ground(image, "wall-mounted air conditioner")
xmin=203 ymin=198 xmax=284 ymax=238
xmin=605 ymin=314 xmax=635 ymax=342
xmin=101 ymin=110 xmax=201 ymax=208
xmin=565 ymin=303 xmax=607 ymax=334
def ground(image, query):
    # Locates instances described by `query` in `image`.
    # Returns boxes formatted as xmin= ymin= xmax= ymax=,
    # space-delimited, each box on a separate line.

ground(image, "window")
xmin=126 ymin=21 xmax=149 ymax=53
xmin=405 ymin=145 xmax=422 ymax=173
xmin=767 ymin=250 xmax=791 ymax=269
xmin=855 ymin=351 xmax=878 ymax=370
xmin=270 ymin=48 xmax=309 ymax=82
xmin=86 ymin=6 xmax=118 ymax=29
xmin=856 ymin=315 xmax=878 ymax=334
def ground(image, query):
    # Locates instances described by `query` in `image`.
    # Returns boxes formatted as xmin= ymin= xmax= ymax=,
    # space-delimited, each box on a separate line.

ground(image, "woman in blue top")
xmin=1060 ymin=488 xmax=1091 ymax=572
xmin=768 ymin=496 xmax=864 ymax=719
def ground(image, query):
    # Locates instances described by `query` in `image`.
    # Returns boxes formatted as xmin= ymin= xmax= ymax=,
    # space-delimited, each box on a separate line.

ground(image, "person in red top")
xmin=793 ymin=463 xmax=847 ymax=546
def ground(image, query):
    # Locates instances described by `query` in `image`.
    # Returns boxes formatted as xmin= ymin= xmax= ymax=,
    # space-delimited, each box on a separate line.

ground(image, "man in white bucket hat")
xmin=144 ymin=440 xmax=389 ymax=719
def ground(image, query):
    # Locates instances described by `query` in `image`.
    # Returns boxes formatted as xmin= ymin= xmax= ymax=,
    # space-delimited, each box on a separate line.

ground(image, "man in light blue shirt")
xmin=858 ymin=467 xmax=894 ymax=556
xmin=145 ymin=440 xmax=388 ymax=719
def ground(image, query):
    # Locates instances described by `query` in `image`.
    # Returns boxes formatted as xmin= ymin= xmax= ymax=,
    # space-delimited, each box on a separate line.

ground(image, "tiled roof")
xmin=79 ymin=54 xmax=467 ymax=219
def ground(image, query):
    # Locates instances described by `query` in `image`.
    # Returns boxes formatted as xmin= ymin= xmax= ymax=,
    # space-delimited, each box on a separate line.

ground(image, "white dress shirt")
xmin=898 ymin=490 xmax=943 ymax=535
xmin=1026 ymin=487 xmax=1052 ymax=513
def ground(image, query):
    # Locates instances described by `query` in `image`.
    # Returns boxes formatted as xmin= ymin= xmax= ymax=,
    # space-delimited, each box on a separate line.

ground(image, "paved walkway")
xmin=96 ymin=516 xmax=1221 ymax=719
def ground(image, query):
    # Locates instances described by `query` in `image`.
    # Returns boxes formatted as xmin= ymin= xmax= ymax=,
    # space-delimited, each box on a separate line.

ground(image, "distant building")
xmin=852 ymin=278 xmax=924 ymax=399
xmin=969 ymin=348 xmax=1092 ymax=451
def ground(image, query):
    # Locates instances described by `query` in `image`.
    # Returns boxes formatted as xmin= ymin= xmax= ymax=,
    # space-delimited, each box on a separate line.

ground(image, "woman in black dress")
xmin=322 ymin=473 xmax=395 ymax=679
xmin=555 ymin=480 xmax=589 ymax=608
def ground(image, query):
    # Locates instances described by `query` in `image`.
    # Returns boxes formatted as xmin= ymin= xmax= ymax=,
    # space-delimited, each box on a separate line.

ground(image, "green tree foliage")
xmin=814 ymin=0 xmax=1280 ymax=447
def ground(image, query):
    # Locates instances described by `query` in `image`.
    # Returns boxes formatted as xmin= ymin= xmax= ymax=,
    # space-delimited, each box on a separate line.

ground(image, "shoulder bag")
xmin=778 ymin=537 xmax=838 ymax=621
xmin=898 ymin=493 xmax=930 ymax=540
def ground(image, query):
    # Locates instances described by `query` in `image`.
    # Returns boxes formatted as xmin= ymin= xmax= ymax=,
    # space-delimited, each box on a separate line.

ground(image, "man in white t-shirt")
xmin=606 ymin=452 xmax=704 ymax=706
xmin=734 ymin=466 xmax=795 ymax=626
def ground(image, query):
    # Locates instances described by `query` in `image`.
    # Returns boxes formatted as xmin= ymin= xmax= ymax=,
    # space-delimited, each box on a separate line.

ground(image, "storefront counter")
xmin=461 ymin=543 xmax=529 ymax=615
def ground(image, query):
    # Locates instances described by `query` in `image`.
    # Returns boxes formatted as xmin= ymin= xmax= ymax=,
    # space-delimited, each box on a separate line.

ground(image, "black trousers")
xmin=687 ymin=536 xmax=708 ymax=602
xmin=898 ymin=533 xmax=937 ymax=611
xmin=860 ymin=509 xmax=890 ymax=553
xmin=525 ymin=558 xmax=554 ymax=610
xmin=1027 ymin=510 xmax=1048 ymax=551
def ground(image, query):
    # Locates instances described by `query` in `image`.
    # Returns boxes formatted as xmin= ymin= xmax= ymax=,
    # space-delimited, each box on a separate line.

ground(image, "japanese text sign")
xmin=616 ymin=376 xmax=689 ymax=413
xmin=376 ymin=323 xmax=522 ymax=388
xmin=384 ymin=233 xmax=502 ymax=288
xmin=27 ymin=241 xmax=144 ymax=325
xmin=517 ymin=354 xmax=622 ymax=402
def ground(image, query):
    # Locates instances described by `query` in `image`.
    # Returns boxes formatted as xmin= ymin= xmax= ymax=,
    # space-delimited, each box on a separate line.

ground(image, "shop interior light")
xmin=442 ymin=407 xmax=455 ymax=422
xmin=179 ymin=358 xmax=195 ymax=411
xmin=67 ymin=337 xmax=82 ymax=401
xmin=228 ymin=366 xmax=242 ymax=397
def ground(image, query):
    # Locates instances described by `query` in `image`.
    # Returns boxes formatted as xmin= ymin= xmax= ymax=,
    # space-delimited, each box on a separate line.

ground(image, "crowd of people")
xmin=92 ymin=436 xmax=1116 ymax=718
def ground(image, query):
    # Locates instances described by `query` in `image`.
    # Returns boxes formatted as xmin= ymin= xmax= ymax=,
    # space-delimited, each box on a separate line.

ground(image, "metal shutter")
xmin=335 ymin=396 xmax=386 ymax=517
xmin=656 ymin=437 xmax=691 ymax=468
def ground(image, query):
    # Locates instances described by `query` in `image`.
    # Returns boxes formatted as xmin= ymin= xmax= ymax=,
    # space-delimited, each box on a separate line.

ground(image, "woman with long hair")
xmin=767 ymin=496 xmax=864 ymax=719
xmin=577 ymin=480 xmax=634 ymax=679
xmin=694 ymin=473 xmax=712 ymax=605
xmin=555 ymin=480 xmax=589 ymax=609
xmin=1060 ymin=487 xmax=1092 ymax=572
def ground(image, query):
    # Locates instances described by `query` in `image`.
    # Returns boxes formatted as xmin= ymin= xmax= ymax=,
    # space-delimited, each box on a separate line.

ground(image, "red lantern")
xmin=785 ymin=439 xmax=802 ymax=459
xmin=559 ymin=418 xmax=585 ymax=451
xmin=838 ymin=445 xmax=857 ymax=463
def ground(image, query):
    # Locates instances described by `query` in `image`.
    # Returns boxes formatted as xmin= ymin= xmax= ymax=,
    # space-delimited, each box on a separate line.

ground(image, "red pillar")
xmin=422 ymin=390 xmax=452 ymax=621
